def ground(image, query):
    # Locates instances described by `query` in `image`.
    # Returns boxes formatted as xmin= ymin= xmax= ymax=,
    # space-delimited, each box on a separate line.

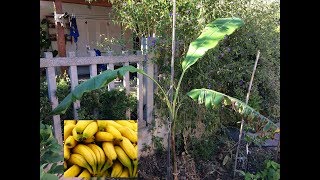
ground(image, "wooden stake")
xmin=234 ymin=50 xmax=260 ymax=177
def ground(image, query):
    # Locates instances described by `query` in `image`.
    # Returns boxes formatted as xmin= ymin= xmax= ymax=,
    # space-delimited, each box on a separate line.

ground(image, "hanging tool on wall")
xmin=70 ymin=14 xmax=80 ymax=51
xmin=54 ymin=11 xmax=68 ymax=27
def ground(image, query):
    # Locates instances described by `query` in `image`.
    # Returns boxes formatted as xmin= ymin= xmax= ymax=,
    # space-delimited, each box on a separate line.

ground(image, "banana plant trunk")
xmin=170 ymin=0 xmax=178 ymax=179
xmin=172 ymin=121 xmax=178 ymax=180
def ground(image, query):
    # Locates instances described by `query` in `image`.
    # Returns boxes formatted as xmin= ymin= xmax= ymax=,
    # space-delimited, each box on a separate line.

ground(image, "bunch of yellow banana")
xmin=63 ymin=120 xmax=138 ymax=179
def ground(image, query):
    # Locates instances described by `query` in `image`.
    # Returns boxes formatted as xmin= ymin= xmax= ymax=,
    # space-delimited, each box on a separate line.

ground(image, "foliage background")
xmin=109 ymin=0 xmax=280 ymax=159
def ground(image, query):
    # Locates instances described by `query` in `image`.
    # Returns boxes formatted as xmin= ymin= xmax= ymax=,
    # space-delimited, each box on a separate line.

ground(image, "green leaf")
xmin=188 ymin=89 xmax=201 ymax=100
xmin=270 ymin=161 xmax=280 ymax=169
xmin=47 ymin=164 xmax=64 ymax=174
xmin=245 ymin=173 xmax=253 ymax=180
xmin=187 ymin=88 xmax=277 ymax=129
xmin=40 ymin=173 xmax=58 ymax=180
xmin=182 ymin=17 xmax=244 ymax=71
xmin=198 ymin=89 xmax=205 ymax=104
xmin=213 ymin=93 xmax=223 ymax=106
xmin=51 ymin=65 xmax=145 ymax=115
xmin=204 ymin=91 xmax=213 ymax=108
xmin=42 ymin=153 xmax=63 ymax=164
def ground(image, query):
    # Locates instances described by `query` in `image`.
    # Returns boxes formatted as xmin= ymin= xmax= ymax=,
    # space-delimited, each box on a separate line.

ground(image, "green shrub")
xmin=240 ymin=160 xmax=280 ymax=180
xmin=152 ymin=135 xmax=165 ymax=153
xmin=40 ymin=121 xmax=63 ymax=180
xmin=189 ymin=135 xmax=218 ymax=161
xmin=78 ymin=88 xmax=137 ymax=120
xmin=40 ymin=77 xmax=52 ymax=124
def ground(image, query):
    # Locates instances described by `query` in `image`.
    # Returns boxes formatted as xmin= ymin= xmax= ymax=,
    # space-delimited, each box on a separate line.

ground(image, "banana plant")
xmin=51 ymin=17 xmax=278 ymax=175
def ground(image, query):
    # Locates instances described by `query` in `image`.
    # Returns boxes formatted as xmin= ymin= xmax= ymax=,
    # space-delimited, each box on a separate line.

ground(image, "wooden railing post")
xmin=137 ymin=61 xmax=144 ymax=128
xmin=107 ymin=63 xmax=115 ymax=90
xmin=88 ymin=51 xmax=99 ymax=117
xmin=47 ymin=67 xmax=63 ymax=145
xmin=123 ymin=62 xmax=130 ymax=95
xmin=44 ymin=52 xmax=63 ymax=145
xmin=123 ymin=61 xmax=131 ymax=119
xmin=143 ymin=37 xmax=155 ymax=126
xmin=68 ymin=52 xmax=80 ymax=120
xmin=88 ymin=51 xmax=98 ymax=77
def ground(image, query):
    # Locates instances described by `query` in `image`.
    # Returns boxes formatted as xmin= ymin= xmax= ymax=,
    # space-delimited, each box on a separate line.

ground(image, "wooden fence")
xmin=40 ymin=38 xmax=155 ymax=145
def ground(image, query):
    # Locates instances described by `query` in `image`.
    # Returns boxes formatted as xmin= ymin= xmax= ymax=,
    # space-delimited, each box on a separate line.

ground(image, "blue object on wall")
xmin=70 ymin=16 xmax=79 ymax=43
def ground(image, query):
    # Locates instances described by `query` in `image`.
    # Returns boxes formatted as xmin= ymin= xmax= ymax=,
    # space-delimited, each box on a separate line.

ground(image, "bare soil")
xmin=138 ymin=139 xmax=279 ymax=180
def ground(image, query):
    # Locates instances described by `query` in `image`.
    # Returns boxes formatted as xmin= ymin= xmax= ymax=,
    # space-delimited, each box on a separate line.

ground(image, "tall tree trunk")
xmin=53 ymin=0 xmax=67 ymax=74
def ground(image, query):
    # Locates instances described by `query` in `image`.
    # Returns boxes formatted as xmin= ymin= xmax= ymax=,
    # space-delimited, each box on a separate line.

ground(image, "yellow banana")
xmin=88 ymin=143 xmax=106 ymax=173
xmin=133 ymin=145 xmax=138 ymax=177
xmin=64 ymin=144 xmax=70 ymax=160
xmin=64 ymin=164 xmax=81 ymax=177
xmin=106 ymin=125 xmax=123 ymax=141
xmin=78 ymin=169 xmax=91 ymax=179
xmin=95 ymin=132 xmax=114 ymax=142
xmin=102 ymin=142 xmax=117 ymax=161
xmin=86 ymin=144 xmax=104 ymax=174
xmin=105 ymin=120 xmax=124 ymax=130
xmin=72 ymin=144 xmax=97 ymax=175
xmin=65 ymin=136 xmax=78 ymax=148
xmin=119 ymin=137 xmax=137 ymax=161
xmin=134 ymin=144 xmax=139 ymax=153
xmin=64 ymin=161 xmax=67 ymax=170
xmin=67 ymin=153 xmax=94 ymax=175
xmin=72 ymin=127 xmax=82 ymax=141
xmin=83 ymin=136 xmax=95 ymax=144
xmin=128 ymin=120 xmax=136 ymax=123
xmin=64 ymin=124 xmax=75 ymax=141
xmin=82 ymin=121 xmax=98 ymax=139
xmin=75 ymin=120 xmax=94 ymax=134
xmin=133 ymin=159 xmax=138 ymax=177
xmin=99 ymin=158 xmax=113 ymax=176
xmin=132 ymin=122 xmax=138 ymax=132
xmin=114 ymin=146 xmax=133 ymax=177
xmin=118 ymin=126 xmax=138 ymax=143
xmin=111 ymin=160 xmax=123 ymax=177
xmin=64 ymin=120 xmax=77 ymax=126
xmin=115 ymin=120 xmax=135 ymax=130
xmin=119 ymin=167 xmax=130 ymax=177
xmin=97 ymin=120 xmax=108 ymax=131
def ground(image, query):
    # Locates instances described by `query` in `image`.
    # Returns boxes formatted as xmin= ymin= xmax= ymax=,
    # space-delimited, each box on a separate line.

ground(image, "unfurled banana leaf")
xmin=181 ymin=18 xmax=244 ymax=72
xmin=51 ymin=65 xmax=145 ymax=115
xmin=187 ymin=88 xmax=279 ymax=131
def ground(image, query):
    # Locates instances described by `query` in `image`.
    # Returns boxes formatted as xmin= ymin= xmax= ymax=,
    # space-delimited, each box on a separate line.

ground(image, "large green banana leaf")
xmin=181 ymin=18 xmax=244 ymax=72
xmin=187 ymin=88 xmax=279 ymax=131
xmin=51 ymin=65 xmax=144 ymax=115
